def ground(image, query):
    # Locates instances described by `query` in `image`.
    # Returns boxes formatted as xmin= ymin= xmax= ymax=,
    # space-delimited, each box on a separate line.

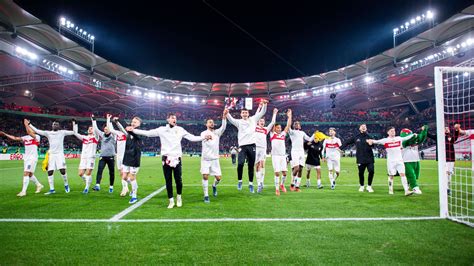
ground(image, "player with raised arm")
xmin=114 ymin=116 xmax=142 ymax=204
xmin=427 ymin=125 xmax=460 ymax=195
xmin=322 ymin=128 xmax=342 ymax=190
xmin=287 ymin=109 xmax=313 ymax=192
xmin=367 ymin=127 xmax=415 ymax=196
xmin=27 ymin=119 xmax=75 ymax=195
xmin=106 ymin=114 xmax=127 ymax=191
xmin=92 ymin=115 xmax=116 ymax=193
xmin=72 ymin=118 xmax=99 ymax=194
xmin=0 ymin=119 xmax=44 ymax=196
xmin=270 ymin=113 xmax=290 ymax=196
xmin=456 ymin=124 xmax=474 ymax=171
xmin=200 ymin=110 xmax=227 ymax=203
xmin=131 ymin=113 xmax=211 ymax=209
xmin=255 ymin=107 xmax=278 ymax=193
xmin=226 ymin=100 xmax=267 ymax=193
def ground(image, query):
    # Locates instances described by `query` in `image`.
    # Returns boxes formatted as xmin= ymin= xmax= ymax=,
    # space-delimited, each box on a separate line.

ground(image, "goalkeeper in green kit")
xmin=400 ymin=125 xmax=428 ymax=195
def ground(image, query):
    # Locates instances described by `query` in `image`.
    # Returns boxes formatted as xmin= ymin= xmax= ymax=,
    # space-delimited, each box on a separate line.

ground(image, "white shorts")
xmin=116 ymin=155 xmax=123 ymax=171
xmin=306 ymin=164 xmax=321 ymax=170
xmin=200 ymin=159 xmax=222 ymax=176
xmin=387 ymin=160 xmax=405 ymax=176
xmin=326 ymin=158 xmax=340 ymax=172
xmin=290 ymin=152 xmax=305 ymax=168
xmin=24 ymin=159 xmax=38 ymax=173
xmin=446 ymin=162 xmax=455 ymax=174
xmin=122 ymin=165 xmax=139 ymax=175
xmin=79 ymin=157 xmax=96 ymax=170
xmin=256 ymin=147 xmax=266 ymax=163
xmin=48 ymin=153 xmax=66 ymax=171
xmin=272 ymin=155 xmax=288 ymax=173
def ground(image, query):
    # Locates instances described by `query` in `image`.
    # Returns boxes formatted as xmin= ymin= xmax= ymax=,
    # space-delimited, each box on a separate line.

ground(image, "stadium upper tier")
xmin=0 ymin=1 xmax=473 ymax=111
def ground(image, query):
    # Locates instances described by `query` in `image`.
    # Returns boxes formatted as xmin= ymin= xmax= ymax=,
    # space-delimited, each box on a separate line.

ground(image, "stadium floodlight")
xmin=15 ymin=46 xmax=38 ymax=61
xmin=426 ymin=10 xmax=434 ymax=19
xmin=364 ymin=76 xmax=374 ymax=83
xmin=58 ymin=17 xmax=95 ymax=52
xmin=393 ymin=9 xmax=435 ymax=47
xmin=190 ymin=97 xmax=196 ymax=103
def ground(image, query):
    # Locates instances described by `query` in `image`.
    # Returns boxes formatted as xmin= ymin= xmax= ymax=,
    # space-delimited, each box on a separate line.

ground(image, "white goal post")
xmin=435 ymin=59 xmax=474 ymax=227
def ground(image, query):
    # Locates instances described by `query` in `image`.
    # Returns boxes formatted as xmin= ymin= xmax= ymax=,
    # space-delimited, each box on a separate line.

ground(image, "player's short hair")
xmin=329 ymin=127 xmax=336 ymax=132
xmin=205 ymin=118 xmax=213 ymax=123
xmin=241 ymin=108 xmax=249 ymax=112
xmin=359 ymin=123 xmax=366 ymax=127
xmin=274 ymin=123 xmax=281 ymax=128
xmin=387 ymin=126 xmax=395 ymax=132
xmin=132 ymin=116 xmax=142 ymax=123
xmin=167 ymin=113 xmax=176 ymax=118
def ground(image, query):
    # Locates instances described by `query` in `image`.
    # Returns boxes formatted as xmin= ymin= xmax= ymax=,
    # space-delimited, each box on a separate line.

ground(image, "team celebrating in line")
xmin=2 ymin=100 xmax=443 ymax=208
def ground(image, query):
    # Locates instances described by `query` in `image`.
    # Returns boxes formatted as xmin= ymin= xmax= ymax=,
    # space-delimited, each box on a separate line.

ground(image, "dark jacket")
xmin=340 ymin=132 xmax=374 ymax=164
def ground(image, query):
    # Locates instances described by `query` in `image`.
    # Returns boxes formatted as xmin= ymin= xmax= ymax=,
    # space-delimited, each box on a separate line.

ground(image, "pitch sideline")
xmin=0 ymin=216 xmax=443 ymax=223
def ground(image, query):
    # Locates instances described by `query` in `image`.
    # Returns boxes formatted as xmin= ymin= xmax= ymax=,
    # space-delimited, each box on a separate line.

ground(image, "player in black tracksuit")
xmin=340 ymin=124 xmax=375 ymax=191
xmin=114 ymin=117 xmax=142 ymax=204
xmin=304 ymin=140 xmax=323 ymax=188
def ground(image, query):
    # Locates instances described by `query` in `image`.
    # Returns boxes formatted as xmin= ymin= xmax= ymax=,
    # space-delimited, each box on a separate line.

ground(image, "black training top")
xmin=340 ymin=132 xmax=374 ymax=164
xmin=304 ymin=141 xmax=323 ymax=166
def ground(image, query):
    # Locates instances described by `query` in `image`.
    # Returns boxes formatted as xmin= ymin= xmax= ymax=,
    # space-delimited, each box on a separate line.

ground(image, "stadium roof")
xmin=0 ymin=0 xmax=473 ymax=111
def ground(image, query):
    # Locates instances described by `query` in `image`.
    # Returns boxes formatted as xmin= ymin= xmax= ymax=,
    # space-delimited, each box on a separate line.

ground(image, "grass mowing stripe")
xmin=0 ymin=216 xmax=443 ymax=223
xmin=109 ymin=185 xmax=166 ymax=221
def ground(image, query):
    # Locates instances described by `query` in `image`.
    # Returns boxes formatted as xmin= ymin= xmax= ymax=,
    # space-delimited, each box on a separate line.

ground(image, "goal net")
xmin=435 ymin=59 xmax=474 ymax=227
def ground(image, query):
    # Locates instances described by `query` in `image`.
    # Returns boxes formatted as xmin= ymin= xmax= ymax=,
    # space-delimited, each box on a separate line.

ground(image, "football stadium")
xmin=0 ymin=0 xmax=473 ymax=264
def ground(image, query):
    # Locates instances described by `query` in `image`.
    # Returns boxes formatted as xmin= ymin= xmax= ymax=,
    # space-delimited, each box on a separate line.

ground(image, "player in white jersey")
xmin=322 ymin=128 xmax=342 ymax=190
xmin=0 ymin=119 xmax=44 ymax=196
xmin=287 ymin=109 xmax=313 ymax=192
xmin=106 ymin=114 xmax=127 ymax=190
xmin=270 ymin=119 xmax=290 ymax=196
xmin=200 ymin=110 xmax=227 ymax=203
xmin=27 ymin=119 xmax=75 ymax=195
xmin=456 ymin=125 xmax=474 ymax=171
xmin=368 ymin=127 xmax=415 ymax=195
xmin=226 ymin=100 xmax=267 ymax=193
xmin=73 ymin=119 xmax=99 ymax=194
xmin=255 ymin=108 xmax=278 ymax=193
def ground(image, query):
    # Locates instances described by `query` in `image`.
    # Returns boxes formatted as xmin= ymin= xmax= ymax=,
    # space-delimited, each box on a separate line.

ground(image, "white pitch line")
xmin=0 ymin=216 xmax=443 ymax=223
xmin=109 ymin=185 xmax=166 ymax=221
xmin=0 ymin=167 xmax=23 ymax=171
xmin=182 ymin=184 xmax=439 ymax=187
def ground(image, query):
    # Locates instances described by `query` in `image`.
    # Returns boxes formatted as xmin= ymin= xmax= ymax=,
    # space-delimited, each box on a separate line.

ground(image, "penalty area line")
xmin=0 ymin=216 xmax=443 ymax=223
xmin=109 ymin=185 xmax=166 ymax=221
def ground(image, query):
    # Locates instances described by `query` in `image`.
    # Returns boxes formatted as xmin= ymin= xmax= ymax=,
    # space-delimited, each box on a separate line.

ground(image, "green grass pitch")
xmin=0 ymin=156 xmax=473 ymax=264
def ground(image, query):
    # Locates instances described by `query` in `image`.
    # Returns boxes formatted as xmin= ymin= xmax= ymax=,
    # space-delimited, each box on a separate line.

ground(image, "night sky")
xmin=15 ymin=0 xmax=473 ymax=83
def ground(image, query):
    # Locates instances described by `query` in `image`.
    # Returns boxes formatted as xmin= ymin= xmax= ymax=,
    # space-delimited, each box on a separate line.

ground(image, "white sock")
xmin=281 ymin=175 xmax=287 ymax=185
xmin=249 ymin=181 xmax=253 ymax=186
xmin=388 ymin=177 xmax=393 ymax=191
xmin=317 ymin=179 xmax=321 ymax=186
xmin=400 ymin=175 xmax=409 ymax=192
xmin=177 ymin=194 xmax=182 ymax=201
xmin=295 ymin=177 xmax=301 ymax=188
xmin=21 ymin=176 xmax=29 ymax=193
xmin=291 ymin=175 xmax=296 ymax=185
xmin=202 ymin=179 xmax=209 ymax=197
xmin=256 ymin=171 xmax=262 ymax=185
xmin=80 ymin=175 xmax=85 ymax=182
xmin=48 ymin=175 xmax=54 ymax=190
xmin=213 ymin=179 xmax=220 ymax=187
xmin=121 ymin=179 xmax=128 ymax=189
xmin=84 ymin=175 xmax=92 ymax=190
xmin=329 ymin=172 xmax=333 ymax=183
xmin=130 ymin=179 xmax=138 ymax=198
xmin=274 ymin=176 xmax=280 ymax=189
xmin=260 ymin=169 xmax=265 ymax=185
xmin=30 ymin=175 xmax=40 ymax=185
xmin=61 ymin=174 xmax=68 ymax=186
